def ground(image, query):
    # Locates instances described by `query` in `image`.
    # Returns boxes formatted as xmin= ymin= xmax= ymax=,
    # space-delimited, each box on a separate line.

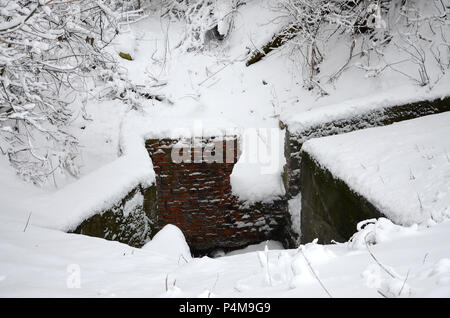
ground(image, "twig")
xmin=178 ymin=254 xmax=189 ymax=265
xmin=377 ymin=289 xmax=389 ymax=298
xmin=266 ymin=246 xmax=272 ymax=287
xmin=198 ymin=56 xmax=241 ymax=86
xmin=299 ymin=248 xmax=332 ymax=298
xmin=328 ymin=39 xmax=355 ymax=83
xmin=417 ymin=193 xmax=423 ymax=211
xmin=208 ymin=273 xmax=220 ymax=298
xmin=23 ymin=212 xmax=32 ymax=232
xmin=311 ymin=80 xmax=329 ymax=96
xmin=165 ymin=274 xmax=168 ymax=292
xmin=422 ymin=252 xmax=430 ymax=265
xmin=364 ymin=233 xmax=396 ymax=279
xmin=398 ymin=269 xmax=410 ymax=296
xmin=245 ymin=24 xmax=300 ymax=67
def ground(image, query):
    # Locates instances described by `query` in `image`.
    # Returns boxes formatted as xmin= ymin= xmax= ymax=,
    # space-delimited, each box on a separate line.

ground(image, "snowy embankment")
xmin=302 ymin=112 xmax=450 ymax=226
xmin=0 ymin=96 xmax=154 ymax=232
xmin=8 ymin=108 xmax=155 ymax=232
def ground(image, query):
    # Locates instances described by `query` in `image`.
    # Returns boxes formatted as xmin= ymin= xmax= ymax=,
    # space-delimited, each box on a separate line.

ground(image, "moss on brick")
xmin=300 ymin=151 xmax=383 ymax=244
xmin=71 ymin=185 xmax=158 ymax=248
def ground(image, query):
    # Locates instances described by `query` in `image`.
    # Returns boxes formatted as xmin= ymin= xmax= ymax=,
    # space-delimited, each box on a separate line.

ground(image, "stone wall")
xmin=285 ymin=96 xmax=450 ymax=243
xmin=72 ymin=185 xmax=158 ymax=247
xmin=146 ymin=136 xmax=292 ymax=255
xmin=285 ymin=96 xmax=450 ymax=199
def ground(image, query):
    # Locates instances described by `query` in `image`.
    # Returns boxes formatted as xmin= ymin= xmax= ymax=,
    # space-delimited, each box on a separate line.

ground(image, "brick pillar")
xmin=145 ymin=136 xmax=288 ymax=254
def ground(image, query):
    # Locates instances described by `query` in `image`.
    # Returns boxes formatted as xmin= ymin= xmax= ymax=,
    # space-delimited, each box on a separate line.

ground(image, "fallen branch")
xmin=328 ymin=39 xmax=355 ymax=83
xmin=245 ymin=24 xmax=300 ymax=67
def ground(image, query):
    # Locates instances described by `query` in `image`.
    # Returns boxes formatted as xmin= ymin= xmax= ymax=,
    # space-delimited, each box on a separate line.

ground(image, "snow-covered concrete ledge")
xmin=30 ymin=110 xmax=161 ymax=232
xmin=31 ymin=145 xmax=154 ymax=232
xmin=299 ymin=112 xmax=450 ymax=243
xmin=283 ymin=89 xmax=450 ymax=199
xmin=281 ymin=81 xmax=450 ymax=135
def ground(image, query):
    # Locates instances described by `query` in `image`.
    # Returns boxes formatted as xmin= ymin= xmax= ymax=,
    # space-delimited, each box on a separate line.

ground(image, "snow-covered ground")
xmin=2 ymin=138 xmax=450 ymax=297
xmin=1 ymin=0 xmax=450 ymax=298
xmin=1 ymin=216 xmax=450 ymax=297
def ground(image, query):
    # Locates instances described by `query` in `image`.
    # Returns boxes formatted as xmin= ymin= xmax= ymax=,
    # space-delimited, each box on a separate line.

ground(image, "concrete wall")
xmin=285 ymin=96 xmax=450 ymax=243
xmin=72 ymin=185 xmax=157 ymax=247
xmin=299 ymin=152 xmax=383 ymax=244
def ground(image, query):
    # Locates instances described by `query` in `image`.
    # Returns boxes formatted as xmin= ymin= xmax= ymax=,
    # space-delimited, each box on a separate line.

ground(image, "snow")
xmin=16 ymin=153 xmax=153 ymax=232
xmin=142 ymin=224 xmax=192 ymax=262
xmin=225 ymin=240 xmax=284 ymax=257
xmin=1 ymin=213 xmax=450 ymax=297
xmin=69 ymin=99 xmax=129 ymax=178
xmin=1 ymin=0 xmax=450 ymax=298
xmin=276 ymin=0 xmax=450 ymax=134
xmin=302 ymin=112 xmax=450 ymax=226
xmin=112 ymin=32 xmax=137 ymax=58
xmin=122 ymin=191 xmax=144 ymax=218
xmin=281 ymin=79 xmax=450 ymax=134
xmin=230 ymin=128 xmax=286 ymax=203
xmin=0 ymin=101 xmax=154 ymax=232
xmin=0 ymin=156 xmax=45 ymax=225
xmin=213 ymin=1 xmax=233 ymax=37
xmin=348 ymin=218 xmax=420 ymax=251
xmin=1 ymin=145 xmax=450 ymax=297
xmin=288 ymin=194 xmax=302 ymax=238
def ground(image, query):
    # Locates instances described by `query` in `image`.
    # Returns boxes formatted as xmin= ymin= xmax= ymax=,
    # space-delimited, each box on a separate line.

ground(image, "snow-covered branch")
xmin=163 ymin=0 xmax=240 ymax=51
xmin=0 ymin=0 xmax=141 ymax=185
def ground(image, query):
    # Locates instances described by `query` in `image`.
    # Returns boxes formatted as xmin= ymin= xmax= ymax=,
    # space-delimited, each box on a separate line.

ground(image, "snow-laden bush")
xmin=163 ymin=0 xmax=239 ymax=51
xmin=0 ymin=0 xmax=146 ymax=185
xmin=275 ymin=0 xmax=449 ymax=93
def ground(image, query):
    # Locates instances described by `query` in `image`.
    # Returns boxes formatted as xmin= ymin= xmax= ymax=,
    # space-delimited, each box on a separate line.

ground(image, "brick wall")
xmin=145 ymin=136 xmax=290 ymax=255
